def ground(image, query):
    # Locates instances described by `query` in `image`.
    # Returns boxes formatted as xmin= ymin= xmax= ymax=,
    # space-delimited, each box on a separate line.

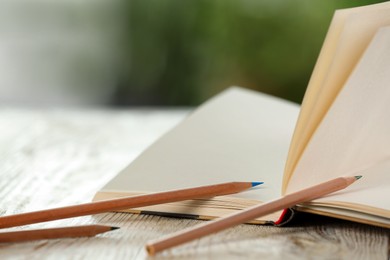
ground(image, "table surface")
xmin=0 ymin=108 xmax=388 ymax=259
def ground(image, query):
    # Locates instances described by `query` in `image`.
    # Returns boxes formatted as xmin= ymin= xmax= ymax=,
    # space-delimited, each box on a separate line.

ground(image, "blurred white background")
xmin=0 ymin=0 xmax=384 ymax=107
xmin=0 ymin=0 xmax=123 ymax=106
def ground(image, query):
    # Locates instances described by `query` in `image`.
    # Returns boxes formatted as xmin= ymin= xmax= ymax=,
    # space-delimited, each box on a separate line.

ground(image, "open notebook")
xmin=94 ymin=2 xmax=390 ymax=228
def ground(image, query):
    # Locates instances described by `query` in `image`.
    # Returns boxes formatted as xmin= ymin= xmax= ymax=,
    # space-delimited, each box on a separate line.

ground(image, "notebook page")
xmin=101 ymin=87 xmax=299 ymax=202
xmin=284 ymin=2 xmax=390 ymax=191
xmin=286 ymin=27 xmax=390 ymax=217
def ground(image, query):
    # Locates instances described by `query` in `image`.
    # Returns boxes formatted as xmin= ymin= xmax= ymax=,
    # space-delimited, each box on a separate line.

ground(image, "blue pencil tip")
xmin=251 ymin=182 xmax=264 ymax=187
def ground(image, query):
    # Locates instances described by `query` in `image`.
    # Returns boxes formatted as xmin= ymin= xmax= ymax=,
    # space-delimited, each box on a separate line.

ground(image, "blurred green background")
xmin=0 ymin=0 xmax=386 ymax=107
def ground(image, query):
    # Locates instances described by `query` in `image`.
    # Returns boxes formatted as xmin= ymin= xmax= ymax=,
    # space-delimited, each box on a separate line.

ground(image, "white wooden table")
xmin=0 ymin=108 xmax=388 ymax=259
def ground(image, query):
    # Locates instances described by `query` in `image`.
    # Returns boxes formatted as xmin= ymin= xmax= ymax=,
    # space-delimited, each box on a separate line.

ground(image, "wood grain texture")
xmin=0 ymin=108 xmax=388 ymax=259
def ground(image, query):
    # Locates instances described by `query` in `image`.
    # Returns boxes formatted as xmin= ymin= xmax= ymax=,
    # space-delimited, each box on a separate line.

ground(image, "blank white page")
xmin=284 ymin=2 xmax=390 ymax=191
xmin=101 ymin=87 xmax=299 ymax=201
xmin=286 ymin=27 xmax=390 ymax=216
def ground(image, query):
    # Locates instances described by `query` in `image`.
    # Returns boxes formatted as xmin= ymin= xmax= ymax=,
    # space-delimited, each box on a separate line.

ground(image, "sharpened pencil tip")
xmin=251 ymin=182 xmax=264 ymax=187
xmin=110 ymin=226 xmax=120 ymax=231
xmin=354 ymin=175 xmax=362 ymax=180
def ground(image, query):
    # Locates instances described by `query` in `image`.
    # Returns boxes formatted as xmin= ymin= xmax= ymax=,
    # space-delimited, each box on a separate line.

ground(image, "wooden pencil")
xmin=0 ymin=181 xmax=262 ymax=228
xmin=145 ymin=176 xmax=361 ymax=255
xmin=0 ymin=225 xmax=119 ymax=243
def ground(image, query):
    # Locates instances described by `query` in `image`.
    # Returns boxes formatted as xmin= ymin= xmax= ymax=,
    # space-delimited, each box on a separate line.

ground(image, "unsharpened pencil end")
xmin=251 ymin=182 xmax=264 ymax=187
xmin=146 ymin=244 xmax=155 ymax=256
xmin=110 ymin=226 xmax=120 ymax=231
xmin=354 ymin=175 xmax=362 ymax=180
